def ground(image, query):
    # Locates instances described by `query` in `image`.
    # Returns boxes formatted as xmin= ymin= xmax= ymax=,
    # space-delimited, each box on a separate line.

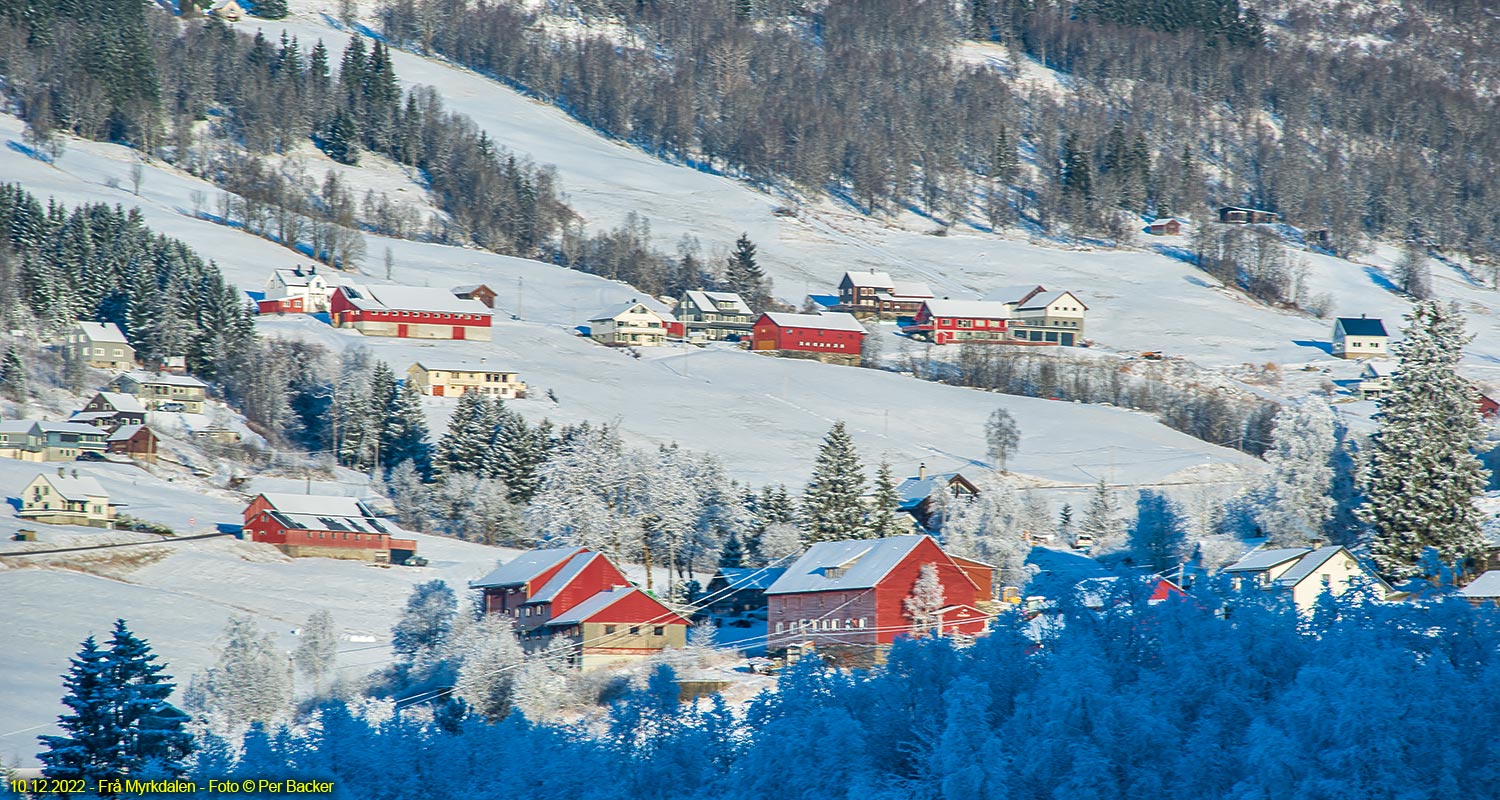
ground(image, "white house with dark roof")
xmin=1332 ymin=315 xmax=1389 ymax=359
xmin=1223 ymin=545 xmax=1389 ymax=613
xmin=64 ymin=321 xmax=135 ymax=370
xmin=21 ymin=468 xmax=117 ymax=527
xmin=588 ymin=301 xmax=672 ymax=346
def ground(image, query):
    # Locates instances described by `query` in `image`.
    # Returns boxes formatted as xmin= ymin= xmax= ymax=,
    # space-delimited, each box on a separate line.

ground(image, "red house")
xmin=470 ymin=547 xmax=691 ymax=669
xmin=766 ymin=535 xmax=994 ymax=664
xmin=257 ymin=295 xmax=308 ymax=314
xmin=905 ymin=300 xmax=1012 ymax=345
xmin=751 ymin=312 xmax=866 ymax=359
xmin=329 ymin=284 xmax=493 ymax=341
xmin=242 ymin=493 xmax=418 ymax=564
xmin=1480 ymin=394 xmax=1499 ymax=420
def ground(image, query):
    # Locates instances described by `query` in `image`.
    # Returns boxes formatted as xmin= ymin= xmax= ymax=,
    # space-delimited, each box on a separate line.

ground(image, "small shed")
xmin=1146 ymin=218 xmax=1182 ymax=236
xmin=452 ymin=285 xmax=497 ymax=309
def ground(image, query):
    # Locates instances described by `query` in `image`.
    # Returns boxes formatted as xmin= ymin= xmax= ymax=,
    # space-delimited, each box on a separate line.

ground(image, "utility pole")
xmin=517 ymin=277 xmax=524 ymax=318
xmin=642 ymin=530 xmax=653 ymax=592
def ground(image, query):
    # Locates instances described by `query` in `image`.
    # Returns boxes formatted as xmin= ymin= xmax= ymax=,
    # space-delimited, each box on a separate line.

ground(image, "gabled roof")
xmin=470 ymin=547 xmax=588 ymax=589
xmin=451 ymin=284 xmax=492 ymax=295
xmin=683 ymin=290 xmax=752 ymax=315
xmin=74 ymin=321 xmax=130 ymax=344
xmin=1460 ymin=571 xmax=1500 ymax=599
xmin=982 ymin=284 xmax=1047 ymax=305
xmin=880 ymin=281 xmax=935 ymax=300
xmin=894 ymin=471 xmax=975 ymax=510
xmin=337 ymin=284 xmax=491 ymax=316
xmin=272 ymin=267 xmax=327 ymax=288
xmin=36 ymin=421 xmax=108 ymax=436
xmin=589 ymin=300 xmax=665 ymax=322
xmin=1361 ymin=360 xmax=1396 ymax=379
xmin=1335 ymin=317 xmax=1387 ymax=337
xmin=106 ymin=424 xmax=151 ymax=442
xmin=841 ymin=270 xmax=895 ymax=289
xmin=1016 ymin=291 xmax=1087 ymax=311
xmin=256 ymin=493 xmax=373 ymax=518
xmin=527 ymin=551 xmax=609 ymax=604
xmin=920 ymin=299 xmax=1011 ymax=319
xmin=759 ymin=312 xmax=866 ymax=333
xmin=1273 ymin=546 xmax=1348 ymax=587
xmin=1222 ymin=547 xmax=1310 ymax=573
xmin=117 ymin=371 xmax=208 ymax=389
xmin=767 ymin=535 xmax=940 ymax=594
xmin=410 ymin=360 xmax=516 ymax=375
xmin=711 ymin=567 xmax=787 ymax=592
xmin=91 ymin=392 xmax=146 ymax=413
xmin=546 ymin=587 xmax=691 ymax=627
xmin=268 ymin=510 xmax=407 ymax=535
xmin=1148 ymin=217 xmax=1180 ymax=228
xmin=34 ymin=472 xmax=108 ymax=501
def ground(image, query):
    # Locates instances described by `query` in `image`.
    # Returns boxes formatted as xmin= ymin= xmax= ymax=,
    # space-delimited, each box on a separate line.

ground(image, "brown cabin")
xmin=452 ymin=284 xmax=497 ymax=309
xmin=1146 ymin=218 xmax=1181 ymax=236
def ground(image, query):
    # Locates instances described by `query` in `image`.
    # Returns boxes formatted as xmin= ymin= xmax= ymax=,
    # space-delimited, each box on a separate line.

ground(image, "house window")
xmin=653 ymin=626 xmax=665 ymax=636
xmin=604 ymin=624 xmax=616 ymax=634
xmin=630 ymin=626 xmax=641 ymax=635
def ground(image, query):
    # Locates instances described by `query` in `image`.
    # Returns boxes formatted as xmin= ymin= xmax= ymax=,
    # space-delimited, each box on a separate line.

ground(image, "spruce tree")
xmin=0 ymin=343 xmax=27 ymax=401
xmin=433 ymin=389 xmax=491 ymax=479
xmin=1079 ymin=478 xmax=1121 ymax=550
xmin=253 ymin=0 xmax=288 ymax=19
xmin=802 ymin=422 xmax=868 ymax=541
xmin=383 ymin=379 xmax=430 ymax=476
xmin=323 ymin=109 xmax=359 ymax=165
xmin=719 ymin=532 xmax=746 ymax=568
xmin=724 ymin=233 xmax=771 ymax=312
xmin=1129 ymin=490 xmax=1187 ymax=572
xmin=106 ymin=621 xmax=191 ymax=776
xmin=868 ymin=460 xmax=905 ymax=537
xmin=1362 ymin=301 xmax=1489 ymax=579
xmin=38 ymin=636 xmax=118 ymax=784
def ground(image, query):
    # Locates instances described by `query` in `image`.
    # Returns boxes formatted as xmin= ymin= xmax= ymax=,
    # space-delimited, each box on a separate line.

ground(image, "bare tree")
xmin=985 ymin=407 xmax=1021 ymax=472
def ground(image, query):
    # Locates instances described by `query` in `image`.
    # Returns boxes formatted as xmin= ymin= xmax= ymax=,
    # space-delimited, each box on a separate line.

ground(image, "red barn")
xmin=766 ymin=535 xmax=992 ymax=664
xmin=257 ymin=295 xmax=308 ymax=314
xmin=905 ymin=300 xmax=1012 ymax=345
xmin=751 ymin=312 xmax=866 ymax=356
xmin=470 ymin=547 xmax=691 ymax=669
xmin=1479 ymin=394 xmax=1499 ymax=420
xmin=329 ymin=284 xmax=493 ymax=341
xmin=242 ymin=493 xmax=417 ymax=564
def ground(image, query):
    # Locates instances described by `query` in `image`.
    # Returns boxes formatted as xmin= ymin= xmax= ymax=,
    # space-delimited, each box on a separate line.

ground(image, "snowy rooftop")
xmin=589 ymin=300 xmax=665 ymax=322
xmin=982 ymin=284 xmax=1047 ymax=305
xmin=711 ymin=566 xmax=787 ymax=592
xmin=105 ymin=424 xmax=148 ymax=442
xmin=340 ymin=284 xmax=491 ymax=316
xmin=842 ymin=270 xmax=895 ymax=289
xmin=1460 ymin=571 xmax=1500 ymax=598
xmin=34 ymin=472 xmax=109 ymax=501
xmin=879 ymin=280 xmax=934 ymax=299
xmin=74 ymin=321 xmax=129 ymax=344
xmin=920 ymin=299 xmax=1011 ymax=319
xmin=118 ymin=371 xmax=209 ymax=389
xmin=1222 ymin=547 xmax=1310 ymax=573
xmin=257 ymin=493 xmax=373 ymax=518
xmin=760 ymin=312 xmax=866 ymax=333
xmin=269 ymin=511 xmax=408 ymax=536
xmin=1017 ymin=291 xmax=1086 ymax=311
xmin=410 ymin=360 xmax=517 ymax=375
xmin=470 ymin=546 xmax=586 ymax=589
xmin=895 ymin=471 xmax=969 ymax=510
xmin=528 ymin=552 xmax=609 ymax=604
xmin=547 ymin=586 xmax=638 ymax=626
xmin=92 ymin=392 xmax=147 ymax=413
xmin=1273 ymin=546 xmax=1344 ymax=586
xmin=766 ymin=535 xmax=931 ymax=594
xmin=684 ymin=290 xmax=751 ymax=315
xmin=1362 ymin=360 xmax=1397 ymax=378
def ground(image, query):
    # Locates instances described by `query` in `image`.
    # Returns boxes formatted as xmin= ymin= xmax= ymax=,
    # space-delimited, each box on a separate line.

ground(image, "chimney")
xmin=919 ymin=462 xmax=927 ymax=480
xmin=58 ymin=466 xmax=66 ymax=478
xmin=1309 ymin=536 xmax=1325 ymax=550
xmin=480 ymin=356 xmax=487 ymax=365
xmin=72 ymin=469 xmax=79 ymax=479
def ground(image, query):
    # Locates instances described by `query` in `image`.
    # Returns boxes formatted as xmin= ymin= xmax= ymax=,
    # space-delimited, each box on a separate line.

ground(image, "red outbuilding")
xmin=256 ymin=296 xmax=308 ymax=315
xmin=242 ymin=493 xmax=417 ymax=564
xmin=905 ymin=299 xmax=1012 ymax=345
xmin=766 ymin=535 xmax=994 ymax=664
xmin=750 ymin=312 xmax=866 ymax=355
xmin=329 ymin=284 xmax=493 ymax=341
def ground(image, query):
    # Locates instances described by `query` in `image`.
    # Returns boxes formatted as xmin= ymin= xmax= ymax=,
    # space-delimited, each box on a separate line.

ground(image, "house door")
xmin=397 ymin=324 xmax=409 ymax=338
xmin=453 ymin=326 xmax=465 ymax=340
xmin=432 ymin=385 xmax=445 ymax=397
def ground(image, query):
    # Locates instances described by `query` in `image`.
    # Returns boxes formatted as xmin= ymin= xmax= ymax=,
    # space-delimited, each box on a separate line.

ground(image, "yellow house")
xmin=20 ymin=469 xmax=116 ymax=528
xmin=407 ymin=362 xmax=526 ymax=398
xmin=208 ymin=0 xmax=245 ymax=20
xmin=1223 ymin=546 xmax=1389 ymax=614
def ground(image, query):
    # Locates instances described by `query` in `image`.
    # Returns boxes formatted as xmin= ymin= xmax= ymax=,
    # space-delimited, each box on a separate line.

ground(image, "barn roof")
xmin=760 ymin=312 xmax=866 ymax=333
xmin=766 ymin=535 xmax=934 ymax=594
xmin=920 ymin=299 xmax=1011 ymax=319
xmin=546 ymin=587 xmax=690 ymax=627
xmin=527 ymin=552 xmax=609 ymax=604
xmin=339 ymin=284 xmax=491 ymax=316
xmin=1336 ymin=316 xmax=1387 ymax=337
xmin=268 ymin=511 xmax=406 ymax=535
xmin=255 ymin=493 xmax=373 ymax=518
xmin=470 ymin=547 xmax=588 ymax=589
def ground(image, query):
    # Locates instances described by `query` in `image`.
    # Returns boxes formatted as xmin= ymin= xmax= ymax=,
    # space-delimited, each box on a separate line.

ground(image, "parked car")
xmin=158 ymin=402 xmax=186 ymax=412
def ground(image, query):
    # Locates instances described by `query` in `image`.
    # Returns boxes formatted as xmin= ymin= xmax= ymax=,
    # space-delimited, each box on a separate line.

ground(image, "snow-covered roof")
xmin=92 ymin=392 xmax=147 ymax=413
xmin=1361 ymin=360 xmax=1396 ymax=379
xmin=841 ymin=270 xmax=895 ymax=289
xmin=1273 ymin=546 xmax=1345 ymax=586
xmin=894 ymin=471 xmax=973 ymax=510
xmin=982 ymin=284 xmax=1047 ymax=305
xmin=74 ymin=321 xmax=130 ymax=344
xmin=119 ymin=371 xmax=208 ymax=389
xmin=257 ymin=493 xmax=372 ymax=518
xmin=1336 ymin=316 xmax=1387 ymax=337
xmin=546 ymin=587 xmax=637 ymax=626
xmin=272 ymin=267 xmax=328 ymax=288
xmin=470 ymin=547 xmax=587 ymax=589
xmin=766 ymin=535 xmax=933 ymax=594
xmin=269 ymin=511 xmax=407 ymax=535
xmin=527 ymin=552 xmax=609 ymax=604
xmin=106 ymin=424 xmax=149 ymax=442
xmin=68 ymin=412 xmax=114 ymax=424
xmin=35 ymin=421 xmax=108 ymax=436
xmin=589 ymin=300 xmax=666 ymax=322
xmin=1017 ymin=291 xmax=1087 ymax=311
xmin=711 ymin=567 xmax=787 ymax=592
xmin=339 ymin=284 xmax=491 ymax=316
xmin=451 ymin=284 xmax=491 ymax=295
xmin=879 ymin=281 xmax=934 ymax=300
xmin=920 ymin=299 xmax=1011 ymax=319
xmin=1222 ymin=547 xmax=1310 ymax=573
xmin=35 ymin=472 xmax=108 ymax=501
xmin=1148 ymin=218 xmax=1180 ymax=228
xmin=410 ymin=360 xmax=517 ymax=375
xmin=1460 ymin=571 xmax=1500 ymax=598
xmin=760 ymin=312 xmax=866 ymax=333
xmin=684 ymin=290 xmax=751 ymax=315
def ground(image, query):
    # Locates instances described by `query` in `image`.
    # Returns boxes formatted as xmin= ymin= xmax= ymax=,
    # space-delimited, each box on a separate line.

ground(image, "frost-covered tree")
xmin=382 ymin=460 xmax=430 ymax=531
xmin=392 ymin=581 xmax=458 ymax=664
xmin=1257 ymin=398 xmax=1337 ymax=546
xmin=0 ymin=343 xmax=27 ymax=401
xmin=526 ymin=424 xmax=639 ymax=558
xmin=1394 ymin=242 xmax=1433 ymax=300
xmin=941 ymin=476 xmax=1029 ymax=586
xmin=436 ymin=474 xmax=520 ymax=546
xmin=1079 ymin=479 xmax=1123 ymax=551
xmin=432 ymin=390 xmax=491 ymax=479
xmin=985 ymin=408 xmax=1021 ymax=472
xmin=1129 ymin=490 xmax=1188 ymax=572
xmin=757 ymin=522 xmax=805 ymax=562
xmin=38 ymin=636 xmax=117 ymax=785
xmin=1363 ymin=301 xmax=1489 ymax=579
xmin=293 ymin=610 xmax=338 ymax=691
xmin=802 ymin=422 xmax=868 ymax=541
xmin=904 ymin=563 xmax=946 ymax=637
xmin=451 ymin=615 xmax=525 ymax=720
xmin=192 ymin=616 xmax=292 ymax=728
xmin=383 ymin=379 xmax=430 ymax=475
xmin=867 ymin=460 xmax=905 ymax=537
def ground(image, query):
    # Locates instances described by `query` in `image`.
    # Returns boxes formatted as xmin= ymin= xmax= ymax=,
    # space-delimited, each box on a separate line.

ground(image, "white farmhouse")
xmin=1223 ymin=546 xmax=1389 ymax=613
xmin=588 ymin=301 xmax=672 ymax=347
xmin=1332 ymin=315 xmax=1389 ymax=359
xmin=20 ymin=468 xmax=117 ymax=528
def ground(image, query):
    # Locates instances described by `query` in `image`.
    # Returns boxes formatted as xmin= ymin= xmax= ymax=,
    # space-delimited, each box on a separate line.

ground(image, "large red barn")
xmin=470 ymin=547 xmax=691 ymax=669
xmin=905 ymin=299 xmax=1012 ymax=345
xmin=751 ymin=312 xmax=866 ymax=355
xmin=766 ymin=535 xmax=994 ymax=664
xmin=329 ymin=284 xmax=493 ymax=340
xmin=242 ymin=493 xmax=417 ymax=564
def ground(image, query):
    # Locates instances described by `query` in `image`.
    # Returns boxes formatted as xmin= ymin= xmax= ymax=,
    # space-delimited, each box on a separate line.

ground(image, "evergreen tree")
xmin=868 ymin=460 xmax=905 ymax=537
xmin=1257 ymin=398 xmax=1337 ymax=546
xmin=1129 ymin=490 xmax=1187 ymax=572
xmin=1079 ymin=479 xmax=1122 ymax=551
xmin=1363 ymin=302 xmax=1489 ymax=579
xmin=253 ymin=0 xmax=288 ymax=19
xmin=392 ymin=580 xmax=458 ymax=663
xmin=724 ymin=233 xmax=771 ymax=312
xmin=432 ymin=390 xmax=491 ymax=479
xmin=802 ymin=422 xmax=868 ymax=542
xmin=383 ymin=379 xmax=430 ymax=476
xmin=0 ymin=343 xmax=27 ymax=401
xmin=990 ymin=125 xmax=1018 ymax=182
xmin=718 ymin=531 xmax=746 ymax=568
xmin=322 ymin=109 xmax=359 ymax=165
xmin=38 ymin=636 xmax=118 ymax=785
